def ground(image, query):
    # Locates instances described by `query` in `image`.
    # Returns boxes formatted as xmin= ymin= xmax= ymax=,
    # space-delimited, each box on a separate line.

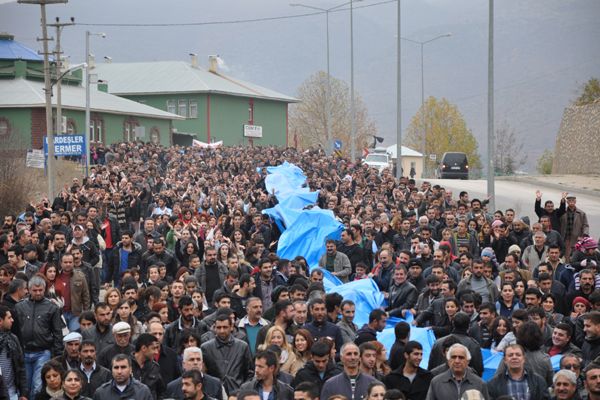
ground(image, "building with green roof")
xmin=0 ymin=33 xmax=182 ymax=150
xmin=95 ymin=56 xmax=299 ymax=146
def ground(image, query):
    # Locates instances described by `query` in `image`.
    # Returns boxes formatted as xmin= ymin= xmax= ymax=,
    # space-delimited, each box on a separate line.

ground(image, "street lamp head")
xmin=100 ymin=32 xmax=106 ymax=38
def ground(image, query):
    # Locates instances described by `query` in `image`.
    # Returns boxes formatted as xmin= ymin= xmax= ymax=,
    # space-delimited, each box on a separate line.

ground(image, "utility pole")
xmin=395 ymin=0 xmax=402 ymax=179
xmin=48 ymin=17 xmax=75 ymax=138
xmin=18 ymin=0 xmax=68 ymax=201
xmin=487 ymin=0 xmax=495 ymax=211
xmin=349 ymin=0 xmax=356 ymax=163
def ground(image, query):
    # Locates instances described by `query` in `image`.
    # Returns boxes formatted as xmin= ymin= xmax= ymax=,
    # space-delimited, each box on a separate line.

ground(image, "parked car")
xmin=437 ymin=152 xmax=469 ymax=179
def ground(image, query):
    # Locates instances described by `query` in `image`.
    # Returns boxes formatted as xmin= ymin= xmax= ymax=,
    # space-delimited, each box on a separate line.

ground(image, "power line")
xmin=75 ymin=0 xmax=396 ymax=27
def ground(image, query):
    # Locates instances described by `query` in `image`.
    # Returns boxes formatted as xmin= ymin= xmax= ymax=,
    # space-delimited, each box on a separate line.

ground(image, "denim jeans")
xmin=63 ymin=311 xmax=80 ymax=332
xmin=24 ymin=350 xmax=51 ymax=396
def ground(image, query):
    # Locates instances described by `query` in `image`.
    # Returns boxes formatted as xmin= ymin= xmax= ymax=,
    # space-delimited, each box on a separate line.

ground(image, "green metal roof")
xmin=0 ymin=77 xmax=184 ymax=120
xmin=94 ymin=61 xmax=298 ymax=103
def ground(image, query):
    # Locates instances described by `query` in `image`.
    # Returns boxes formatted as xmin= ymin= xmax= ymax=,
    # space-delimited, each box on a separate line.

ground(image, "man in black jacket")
xmin=355 ymin=309 xmax=388 ymax=346
xmin=428 ymin=312 xmax=484 ymax=376
xmin=239 ymin=350 xmax=293 ymax=400
xmin=200 ymin=314 xmax=253 ymax=395
xmin=14 ymin=275 xmax=63 ymax=396
xmin=93 ymin=354 xmax=153 ymax=400
xmin=79 ymin=340 xmax=111 ymax=398
xmin=292 ymin=341 xmax=342 ymax=392
xmin=132 ymin=333 xmax=165 ymax=400
xmin=108 ymin=231 xmax=143 ymax=286
xmin=0 ymin=305 xmax=28 ymax=400
xmin=147 ymin=321 xmax=181 ymax=384
xmin=165 ymin=346 xmax=225 ymax=400
xmin=384 ymin=341 xmax=432 ymax=400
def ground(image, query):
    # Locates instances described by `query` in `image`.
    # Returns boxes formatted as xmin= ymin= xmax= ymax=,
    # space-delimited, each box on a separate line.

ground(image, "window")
xmin=189 ymin=100 xmax=198 ymax=119
xmin=150 ymin=127 xmax=160 ymax=144
xmin=167 ymin=99 xmax=176 ymax=114
xmin=178 ymin=100 xmax=187 ymax=118
xmin=0 ymin=118 xmax=9 ymax=136
xmin=124 ymin=122 xmax=134 ymax=142
xmin=66 ymin=119 xmax=76 ymax=134
xmin=90 ymin=117 xmax=103 ymax=143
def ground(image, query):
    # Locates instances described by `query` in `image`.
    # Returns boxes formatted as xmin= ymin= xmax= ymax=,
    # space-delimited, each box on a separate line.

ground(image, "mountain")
xmin=1 ymin=0 xmax=599 ymax=170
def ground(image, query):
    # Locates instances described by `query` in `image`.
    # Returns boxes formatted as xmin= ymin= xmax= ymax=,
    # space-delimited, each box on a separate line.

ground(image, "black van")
xmin=438 ymin=152 xmax=469 ymax=179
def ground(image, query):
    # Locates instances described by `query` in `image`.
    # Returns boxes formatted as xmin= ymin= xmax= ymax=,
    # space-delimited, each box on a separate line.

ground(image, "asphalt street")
xmin=429 ymin=179 xmax=600 ymax=239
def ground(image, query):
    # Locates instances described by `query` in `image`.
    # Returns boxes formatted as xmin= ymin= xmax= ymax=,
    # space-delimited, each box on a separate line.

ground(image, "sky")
xmin=1 ymin=0 xmax=599 ymax=171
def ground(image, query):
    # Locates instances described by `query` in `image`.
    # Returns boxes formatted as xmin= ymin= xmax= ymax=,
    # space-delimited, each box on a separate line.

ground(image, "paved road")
xmin=429 ymin=179 xmax=600 ymax=239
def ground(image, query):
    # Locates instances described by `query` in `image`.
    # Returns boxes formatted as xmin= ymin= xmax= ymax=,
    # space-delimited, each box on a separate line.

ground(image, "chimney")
xmin=208 ymin=55 xmax=218 ymax=73
xmin=190 ymin=53 xmax=198 ymax=68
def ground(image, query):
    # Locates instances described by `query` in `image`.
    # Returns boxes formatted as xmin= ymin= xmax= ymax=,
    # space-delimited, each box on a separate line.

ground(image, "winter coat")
xmin=14 ymin=297 xmax=63 ymax=356
xmin=93 ymin=379 xmax=153 ymax=400
xmin=318 ymin=251 xmax=351 ymax=282
xmin=107 ymin=241 xmax=143 ymax=284
xmin=200 ymin=335 xmax=254 ymax=395
xmin=239 ymin=378 xmax=293 ymax=400
xmin=292 ymin=360 xmax=342 ymax=393
xmin=80 ymin=364 xmax=112 ymax=398
xmin=384 ymin=366 xmax=432 ymax=400
xmin=387 ymin=281 xmax=418 ymax=317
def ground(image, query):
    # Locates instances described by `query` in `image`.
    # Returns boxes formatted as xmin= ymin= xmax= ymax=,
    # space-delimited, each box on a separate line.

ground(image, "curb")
xmin=496 ymin=176 xmax=600 ymax=199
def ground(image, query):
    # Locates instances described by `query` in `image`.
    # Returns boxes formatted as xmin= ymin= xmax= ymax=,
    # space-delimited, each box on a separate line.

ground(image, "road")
xmin=429 ymin=179 xmax=600 ymax=239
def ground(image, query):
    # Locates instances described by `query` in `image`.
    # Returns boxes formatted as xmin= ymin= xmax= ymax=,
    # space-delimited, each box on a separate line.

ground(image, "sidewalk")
xmin=498 ymin=174 xmax=600 ymax=198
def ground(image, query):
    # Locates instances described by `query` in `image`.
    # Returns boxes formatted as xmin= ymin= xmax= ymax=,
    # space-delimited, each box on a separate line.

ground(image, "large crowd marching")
xmin=0 ymin=141 xmax=597 ymax=400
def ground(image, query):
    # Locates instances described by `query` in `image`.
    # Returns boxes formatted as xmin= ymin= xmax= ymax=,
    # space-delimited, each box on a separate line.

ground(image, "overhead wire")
xmin=75 ymin=0 xmax=396 ymax=27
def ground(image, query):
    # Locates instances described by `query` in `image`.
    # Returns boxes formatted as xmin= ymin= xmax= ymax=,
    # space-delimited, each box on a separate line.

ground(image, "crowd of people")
xmin=0 ymin=141 xmax=597 ymax=400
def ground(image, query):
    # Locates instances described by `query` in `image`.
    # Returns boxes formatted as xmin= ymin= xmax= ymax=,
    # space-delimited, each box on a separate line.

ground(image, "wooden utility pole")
xmin=17 ymin=0 xmax=68 ymax=200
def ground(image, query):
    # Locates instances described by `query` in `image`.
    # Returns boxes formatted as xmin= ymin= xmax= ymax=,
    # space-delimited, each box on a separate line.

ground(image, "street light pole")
xmin=349 ymin=0 xmax=356 ymax=162
xmin=395 ymin=0 xmax=402 ymax=179
xmin=290 ymin=1 xmax=357 ymax=155
xmin=487 ymin=0 xmax=495 ymax=210
xmin=85 ymin=31 xmax=105 ymax=177
xmin=401 ymin=33 xmax=451 ymax=177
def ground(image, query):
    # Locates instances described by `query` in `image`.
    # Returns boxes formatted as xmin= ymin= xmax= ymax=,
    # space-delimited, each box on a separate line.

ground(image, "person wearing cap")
xmin=71 ymin=224 xmax=100 ymax=268
xmin=97 ymin=322 xmax=134 ymax=369
xmin=490 ymin=219 xmax=519 ymax=264
xmin=52 ymin=332 xmax=82 ymax=371
xmin=560 ymin=195 xmax=590 ymax=260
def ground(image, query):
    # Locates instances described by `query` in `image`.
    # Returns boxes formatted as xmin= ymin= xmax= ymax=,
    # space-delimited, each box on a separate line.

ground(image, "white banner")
xmin=192 ymin=139 xmax=223 ymax=149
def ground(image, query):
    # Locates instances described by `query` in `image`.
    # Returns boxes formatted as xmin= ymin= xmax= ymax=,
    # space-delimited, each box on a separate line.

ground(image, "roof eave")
xmin=110 ymin=89 xmax=299 ymax=103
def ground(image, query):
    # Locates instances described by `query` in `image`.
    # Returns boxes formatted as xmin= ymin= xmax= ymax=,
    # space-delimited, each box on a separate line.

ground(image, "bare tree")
xmin=289 ymin=71 xmax=377 ymax=155
xmin=493 ymin=121 xmax=526 ymax=175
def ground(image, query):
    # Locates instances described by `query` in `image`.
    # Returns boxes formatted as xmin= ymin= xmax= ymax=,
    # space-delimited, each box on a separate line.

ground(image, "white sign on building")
xmin=243 ymin=124 xmax=263 ymax=138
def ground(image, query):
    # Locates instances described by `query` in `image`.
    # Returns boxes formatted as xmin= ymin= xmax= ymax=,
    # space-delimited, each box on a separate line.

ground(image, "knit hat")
xmin=572 ymin=296 xmax=591 ymax=310
xmin=491 ymin=220 xmax=505 ymax=229
xmin=481 ymin=248 xmax=495 ymax=258
xmin=577 ymin=237 xmax=598 ymax=251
